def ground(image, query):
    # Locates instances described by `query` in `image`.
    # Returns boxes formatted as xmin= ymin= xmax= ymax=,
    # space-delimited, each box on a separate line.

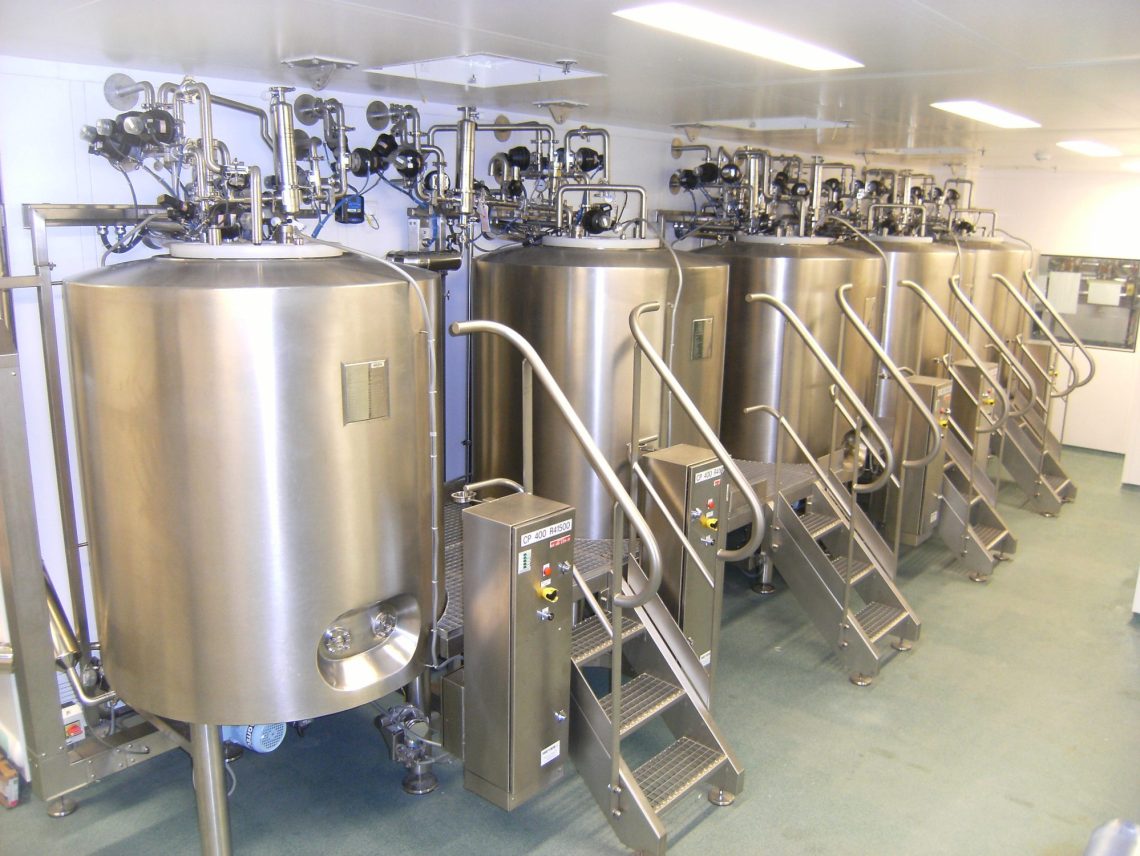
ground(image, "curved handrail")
xmin=899 ymin=280 xmax=1012 ymax=434
xmin=450 ymin=319 xmax=663 ymax=608
xmin=947 ymin=275 xmax=1039 ymax=418
xmin=745 ymin=292 xmax=896 ymax=492
xmin=1021 ymin=270 xmax=1097 ymax=390
xmin=835 ymin=284 xmax=943 ymax=470
xmin=991 ymin=273 xmax=1081 ymax=398
xmin=629 ymin=302 xmax=766 ymax=561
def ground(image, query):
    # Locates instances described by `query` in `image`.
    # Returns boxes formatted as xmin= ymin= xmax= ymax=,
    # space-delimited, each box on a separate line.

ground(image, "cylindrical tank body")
xmin=471 ymin=237 xmax=728 ymax=540
xmin=956 ymin=238 xmax=1033 ymax=346
xmin=66 ymin=243 xmax=442 ymax=725
xmin=851 ymin=237 xmax=959 ymax=422
xmin=695 ymin=237 xmax=881 ymax=463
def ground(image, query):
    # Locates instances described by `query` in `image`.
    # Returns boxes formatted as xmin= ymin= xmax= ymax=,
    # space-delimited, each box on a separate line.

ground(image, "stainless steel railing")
xmin=836 ymin=283 xmax=944 ymax=557
xmin=450 ymin=317 xmax=665 ymax=817
xmin=746 ymin=292 xmax=895 ymax=491
xmin=628 ymin=301 xmax=766 ymax=563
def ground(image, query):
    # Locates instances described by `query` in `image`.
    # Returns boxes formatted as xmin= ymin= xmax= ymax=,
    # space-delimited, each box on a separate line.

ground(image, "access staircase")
xmin=569 ymin=562 xmax=743 ymax=855
xmin=444 ymin=310 xmax=759 ymax=854
xmin=938 ymin=429 xmax=1017 ymax=580
xmin=732 ymin=292 xmax=920 ymax=685
xmin=986 ymin=272 xmax=1096 ymax=516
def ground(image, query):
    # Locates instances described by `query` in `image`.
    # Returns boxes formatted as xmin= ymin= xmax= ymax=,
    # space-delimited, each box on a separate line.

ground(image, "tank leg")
xmin=751 ymin=552 xmax=776 ymax=596
xmin=401 ymin=672 xmax=438 ymax=796
xmin=190 ymin=723 xmax=232 ymax=856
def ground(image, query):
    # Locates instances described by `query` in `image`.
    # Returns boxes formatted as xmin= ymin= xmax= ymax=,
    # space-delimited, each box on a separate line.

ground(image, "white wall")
xmin=974 ymin=168 xmax=1140 ymax=482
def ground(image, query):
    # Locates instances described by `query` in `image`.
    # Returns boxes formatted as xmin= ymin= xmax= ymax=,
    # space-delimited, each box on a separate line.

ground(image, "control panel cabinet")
xmin=461 ymin=493 xmax=574 ymax=810
xmin=639 ymin=444 xmax=728 ymax=679
xmin=876 ymin=375 xmax=952 ymax=546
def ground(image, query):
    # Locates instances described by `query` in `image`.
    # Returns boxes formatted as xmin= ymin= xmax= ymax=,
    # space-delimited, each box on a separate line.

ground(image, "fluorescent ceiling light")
xmin=366 ymin=54 xmax=603 ymax=88
xmin=613 ymin=3 xmax=862 ymax=71
xmin=1122 ymin=160 xmax=1140 ymax=173
xmin=705 ymin=116 xmax=852 ymax=132
xmin=1057 ymin=140 xmax=1122 ymax=157
xmin=930 ymin=100 xmax=1040 ymax=129
xmin=866 ymin=146 xmax=975 ymax=156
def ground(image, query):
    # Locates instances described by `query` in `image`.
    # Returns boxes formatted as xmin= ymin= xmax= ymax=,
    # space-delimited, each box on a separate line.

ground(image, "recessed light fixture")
xmin=704 ymin=116 xmax=853 ymax=132
xmin=1056 ymin=140 xmax=1122 ymax=157
xmin=366 ymin=54 xmax=603 ymax=88
xmin=613 ymin=3 xmax=863 ymax=71
xmin=930 ymin=100 xmax=1040 ymax=129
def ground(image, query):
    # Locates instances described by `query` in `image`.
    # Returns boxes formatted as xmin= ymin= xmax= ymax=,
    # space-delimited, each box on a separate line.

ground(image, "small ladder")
xmin=569 ymin=563 xmax=742 ymax=856
xmin=995 ymin=414 xmax=1076 ymax=516
xmin=938 ymin=431 xmax=1017 ymax=581
xmin=770 ymin=473 xmax=919 ymax=685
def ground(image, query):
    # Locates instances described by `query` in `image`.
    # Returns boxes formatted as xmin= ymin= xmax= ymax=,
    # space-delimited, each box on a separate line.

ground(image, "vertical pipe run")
xmin=456 ymin=109 xmax=477 ymax=220
xmin=190 ymin=724 xmax=232 ymax=856
xmin=270 ymin=89 xmax=303 ymax=219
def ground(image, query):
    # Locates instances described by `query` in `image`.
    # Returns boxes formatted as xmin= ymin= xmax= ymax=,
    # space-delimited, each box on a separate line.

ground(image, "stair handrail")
xmin=899 ymin=280 xmax=1012 ymax=434
xmin=836 ymin=284 xmax=944 ymax=470
xmin=1021 ymin=269 xmax=1097 ymax=390
xmin=745 ymin=292 xmax=895 ymax=493
xmin=450 ymin=319 xmax=664 ymax=609
xmin=947 ymin=275 xmax=1039 ymax=419
xmin=991 ymin=273 xmax=1083 ymax=398
xmin=628 ymin=301 xmax=766 ymax=562
xmin=743 ymin=403 xmax=863 ymax=634
xmin=836 ymin=283 xmax=945 ymax=557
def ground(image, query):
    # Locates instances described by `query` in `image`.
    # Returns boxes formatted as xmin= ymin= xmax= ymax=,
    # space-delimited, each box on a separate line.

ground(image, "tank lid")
xmin=168 ymin=241 xmax=344 ymax=260
xmin=541 ymin=236 xmax=661 ymax=250
xmin=736 ymin=235 xmax=834 ymax=246
xmin=871 ymin=235 xmax=934 ymax=245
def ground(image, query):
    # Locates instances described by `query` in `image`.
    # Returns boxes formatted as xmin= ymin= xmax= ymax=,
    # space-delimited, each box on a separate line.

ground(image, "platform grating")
xmin=571 ymin=613 xmax=644 ymax=664
xmin=971 ymin=523 xmax=1006 ymax=551
xmin=830 ymin=555 xmax=872 ymax=583
xmin=854 ymin=602 xmax=907 ymax=643
xmin=598 ymin=673 xmax=684 ymax=736
xmin=633 ymin=736 xmax=725 ymax=814
xmin=799 ymin=510 xmax=841 ymax=539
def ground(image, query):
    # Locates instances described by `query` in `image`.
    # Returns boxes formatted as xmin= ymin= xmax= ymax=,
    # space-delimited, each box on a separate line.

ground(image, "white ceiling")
xmin=2 ymin=0 xmax=1139 ymax=172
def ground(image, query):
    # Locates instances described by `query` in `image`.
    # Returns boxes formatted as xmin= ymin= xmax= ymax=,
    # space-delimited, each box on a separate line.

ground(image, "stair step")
xmin=971 ymin=522 xmax=1007 ymax=551
xmin=571 ymin=613 xmax=645 ymax=664
xmin=853 ymin=602 xmax=908 ymax=643
xmin=632 ymin=736 xmax=726 ymax=814
xmin=799 ymin=509 xmax=842 ymax=539
xmin=830 ymin=554 xmax=873 ymax=584
xmin=598 ymin=673 xmax=685 ymax=737
xmin=1042 ymin=472 xmax=1071 ymax=494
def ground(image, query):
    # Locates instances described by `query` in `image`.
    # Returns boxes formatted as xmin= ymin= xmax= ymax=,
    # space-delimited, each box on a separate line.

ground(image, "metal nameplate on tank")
xmin=342 ymin=359 xmax=391 ymax=423
xmin=691 ymin=316 xmax=713 ymax=360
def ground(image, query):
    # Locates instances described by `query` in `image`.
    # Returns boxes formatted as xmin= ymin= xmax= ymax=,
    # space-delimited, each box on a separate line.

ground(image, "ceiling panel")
xmin=0 ymin=0 xmax=1137 ymax=171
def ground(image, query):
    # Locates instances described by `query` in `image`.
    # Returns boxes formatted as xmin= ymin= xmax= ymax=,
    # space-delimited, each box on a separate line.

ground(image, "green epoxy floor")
xmin=3 ymin=448 xmax=1138 ymax=855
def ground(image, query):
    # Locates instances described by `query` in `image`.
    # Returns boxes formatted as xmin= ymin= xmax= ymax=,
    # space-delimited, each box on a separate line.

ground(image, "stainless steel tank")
xmin=695 ymin=236 xmax=881 ymax=463
xmin=66 ymin=242 xmax=442 ymax=725
xmin=955 ymin=238 xmax=1033 ymax=346
xmin=853 ymin=237 xmax=959 ymax=421
xmin=470 ymin=236 xmax=728 ymax=540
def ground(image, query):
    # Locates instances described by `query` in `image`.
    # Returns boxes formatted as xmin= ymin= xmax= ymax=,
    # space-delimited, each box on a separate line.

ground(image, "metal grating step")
xmin=571 ymin=613 xmax=645 ymax=664
xmin=854 ymin=602 xmax=908 ymax=643
xmin=830 ymin=555 xmax=873 ymax=583
xmin=633 ymin=736 xmax=726 ymax=814
xmin=598 ymin=673 xmax=685 ymax=737
xmin=1042 ymin=472 xmax=1071 ymax=494
xmin=799 ymin=509 xmax=842 ymax=539
xmin=971 ymin=522 xmax=1007 ymax=552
